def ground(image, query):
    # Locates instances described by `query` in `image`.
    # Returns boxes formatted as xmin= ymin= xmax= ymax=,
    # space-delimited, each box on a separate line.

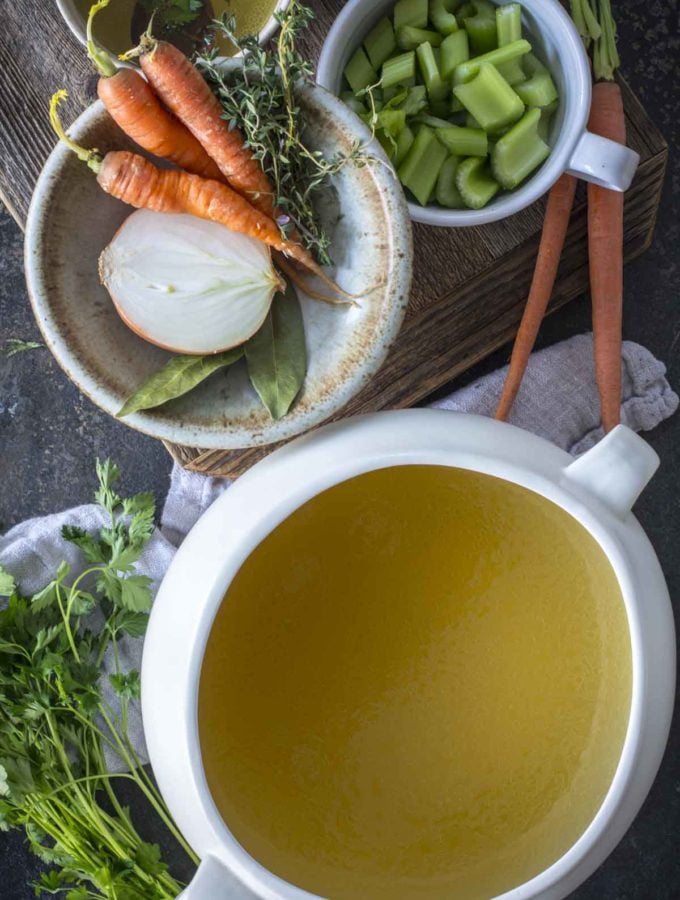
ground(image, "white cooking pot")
xmin=141 ymin=411 xmax=675 ymax=899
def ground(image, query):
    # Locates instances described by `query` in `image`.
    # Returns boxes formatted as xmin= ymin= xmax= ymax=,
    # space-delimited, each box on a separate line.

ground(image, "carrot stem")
xmin=49 ymin=91 xmax=102 ymax=173
xmin=87 ymin=0 xmax=116 ymax=77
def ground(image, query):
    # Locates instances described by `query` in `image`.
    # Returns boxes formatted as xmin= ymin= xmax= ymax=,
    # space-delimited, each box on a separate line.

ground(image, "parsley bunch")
xmin=0 ymin=460 xmax=197 ymax=899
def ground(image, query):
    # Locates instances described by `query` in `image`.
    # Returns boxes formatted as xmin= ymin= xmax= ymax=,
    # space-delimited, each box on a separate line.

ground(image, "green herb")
xmin=245 ymin=283 xmax=307 ymax=420
xmin=2 ymin=338 xmax=44 ymax=358
xmin=197 ymin=1 xmax=372 ymax=266
xmin=0 ymin=460 xmax=197 ymax=899
xmin=118 ymin=347 xmax=243 ymax=417
xmin=139 ymin=0 xmax=205 ymax=30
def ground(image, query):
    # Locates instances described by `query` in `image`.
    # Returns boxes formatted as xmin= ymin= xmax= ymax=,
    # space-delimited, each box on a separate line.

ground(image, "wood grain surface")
xmin=0 ymin=0 xmax=667 ymax=476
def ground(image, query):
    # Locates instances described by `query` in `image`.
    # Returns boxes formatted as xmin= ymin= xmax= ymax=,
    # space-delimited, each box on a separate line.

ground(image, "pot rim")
xmin=142 ymin=410 xmax=675 ymax=899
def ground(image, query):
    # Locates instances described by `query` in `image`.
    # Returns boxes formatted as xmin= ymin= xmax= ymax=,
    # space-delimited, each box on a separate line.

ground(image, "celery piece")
xmin=459 ymin=0 xmax=498 ymax=54
xmin=496 ymin=2 xmax=522 ymax=44
xmin=381 ymin=51 xmax=417 ymax=89
xmin=394 ymin=124 xmax=416 ymax=165
xmin=382 ymin=85 xmax=399 ymax=103
xmin=466 ymin=112 xmax=482 ymax=128
xmin=414 ymin=113 xmax=454 ymax=128
xmin=496 ymin=60 xmax=527 ymax=86
xmin=454 ymin=63 xmax=525 ymax=132
xmin=440 ymin=29 xmax=470 ymax=81
xmin=515 ymin=71 xmax=559 ymax=107
xmin=344 ymin=46 xmax=378 ymax=94
xmin=430 ymin=0 xmax=459 ymax=35
xmin=364 ymin=17 xmax=397 ymax=70
xmin=537 ymin=99 xmax=558 ymax=141
xmin=522 ymin=52 xmax=548 ymax=76
xmin=436 ymin=156 xmax=465 ymax=207
xmin=341 ymin=92 xmax=367 ymax=115
xmin=416 ymin=42 xmax=449 ymax=102
xmin=400 ymin=84 xmax=429 ymax=115
xmin=398 ymin=126 xmax=449 ymax=205
xmin=453 ymin=39 xmax=532 ymax=84
xmin=491 ymin=107 xmax=550 ymax=189
xmin=397 ymin=26 xmax=443 ymax=51
xmin=394 ymin=0 xmax=428 ymax=30
xmin=436 ymin=125 xmax=488 ymax=156
xmin=429 ymin=99 xmax=452 ymax=118
xmin=456 ymin=156 xmax=500 ymax=208
xmin=450 ymin=95 xmax=464 ymax=113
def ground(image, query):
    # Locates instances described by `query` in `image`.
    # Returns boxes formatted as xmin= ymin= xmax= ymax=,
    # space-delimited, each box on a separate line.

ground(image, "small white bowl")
xmin=317 ymin=0 xmax=640 ymax=227
xmin=56 ymin=0 xmax=291 ymax=59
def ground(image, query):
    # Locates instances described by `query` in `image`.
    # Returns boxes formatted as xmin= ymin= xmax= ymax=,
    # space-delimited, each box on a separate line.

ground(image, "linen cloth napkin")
xmin=1 ymin=332 xmax=677 ymax=769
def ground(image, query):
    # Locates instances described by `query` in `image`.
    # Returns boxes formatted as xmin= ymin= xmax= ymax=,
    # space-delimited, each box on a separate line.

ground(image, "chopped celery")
xmin=454 ymin=63 xmax=525 ymax=131
xmin=413 ymin=113 xmax=454 ymax=128
xmin=496 ymin=60 xmax=527 ymax=86
xmin=453 ymin=39 xmax=532 ymax=84
xmin=496 ymin=3 xmax=522 ymax=44
xmin=430 ymin=0 xmax=459 ymax=35
xmin=456 ymin=156 xmax=500 ymax=208
xmin=344 ymin=47 xmax=378 ymax=94
xmin=394 ymin=0 xmax=428 ymax=30
xmin=341 ymin=92 xmax=367 ymax=115
xmin=364 ymin=17 xmax=397 ymax=70
xmin=394 ymin=124 xmax=416 ymax=165
xmin=398 ymin=126 xmax=449 ymax=205
xmin=436 ymin=125 xmax=488 ymax=156
xmin=440 ymin=29 xmax=470 ymax=80
xmin=490 ymin=107 xmax=550 ymax=189
xmin=416 ymin=42 xmax=449 ymax=102
xmin=515 ymin=71 xmax=559 ymax=107
xmin=381 ymin=51 xmax=417 ymax=88
xmin=459 ymin=1 xmax=498 ymax=54
xmin=382 ymin=85 xmax=400 ymax=102
xmin=436 ymin=156 xmax=465 ymax=207
xmin=466 ymin=112 xmax=482 ymax=128
xmin=397 ymin=26 xmax=443 ymax=50
xmin=429 ymin=99 xmax=452 ymax=118
xmin=537 ymin=99 xmax=558 ymax=141
xmin=450 ymin=95 xmax=464 ymax=113
xmin=522 ymin=52 xmax=548 ymax=76
xmin=399 ymin=84 xmax=429 ymax=115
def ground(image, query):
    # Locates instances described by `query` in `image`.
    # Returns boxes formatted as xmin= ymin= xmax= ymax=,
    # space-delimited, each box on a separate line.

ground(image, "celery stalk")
xmin=381 ymin=51 xmax=417 ymax=89
xmin=397 ymin=26 xmax=444 ymax=51
xmin=364 ymin=17 xmax=397 ymax=70
xmin=394 ymin=124 xmax=416 ymax=165
xmin=440 ymin=29 xmax=470 ymax=80
xmin=344 ymin=47 xmax=378 ymax=94
xmin=398 ymin=126 xmax=449 ymax=205
xmin=416 ymin=42 xmax=449 ymax=103
xmin=394 ymin=0 xmax=428 ymax=30
xmin=436 ymin=156 xmax=466 ymax=207
xmin=459 ymin=0 xmax=498 ymax=54
xmin=490 ymin=107 xmax=550 ymax=189
xmin=522 ymin=52 xmax=548 ymax=76
xmin=537 ymin=100 xmax=558 ymax=141
xmin=454 ymin=63 xmax=525 ymax=131
xmin=496 ymin=3 xmax=526 ymax=85
xmin=453 ymin=40 xmax=532 ymax=84
xmin=430 ymin=0 xmax=459 ymax=35
xmin=456 ymin=156 xmax=500 ymax=208
xmin=436 ymin=125 xmax=488 ymax=156
xmin=515 ymin=71 xmax=559 ymax=107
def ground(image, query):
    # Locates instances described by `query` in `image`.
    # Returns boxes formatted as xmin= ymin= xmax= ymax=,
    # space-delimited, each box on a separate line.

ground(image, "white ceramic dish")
xmin=24 ymin=88 xmax=412 ymax=450
xmin=316 ymin=0 xmax=640 ymax=227
xmin=56 ymin=0 xmax=291 ymax=58
xmin=142 ymin=411 xmax=675 ymax=900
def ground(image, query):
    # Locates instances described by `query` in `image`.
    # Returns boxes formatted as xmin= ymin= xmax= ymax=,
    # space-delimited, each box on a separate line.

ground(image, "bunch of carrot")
xmin=51 ymin=0 xmax=344 ymax=299
xmin=496 ymin=0 xmax=629 ymax=433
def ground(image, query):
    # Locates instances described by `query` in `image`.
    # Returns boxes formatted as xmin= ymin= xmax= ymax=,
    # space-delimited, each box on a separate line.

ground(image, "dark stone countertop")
xmin=0 ymin=0 xmax=678 ymax=896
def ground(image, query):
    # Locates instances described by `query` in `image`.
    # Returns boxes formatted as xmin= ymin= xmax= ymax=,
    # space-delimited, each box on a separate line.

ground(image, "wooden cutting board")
xmin=0 ymin=0 xmax=667 ymax=477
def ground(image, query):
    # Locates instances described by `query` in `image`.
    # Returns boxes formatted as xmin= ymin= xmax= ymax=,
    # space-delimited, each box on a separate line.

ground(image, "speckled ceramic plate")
xmin=25 ymin=85 xmax=412 ymax=450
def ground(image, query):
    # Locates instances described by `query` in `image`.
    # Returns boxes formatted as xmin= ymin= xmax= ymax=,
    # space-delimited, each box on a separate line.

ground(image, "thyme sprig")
xmin=196 ymin=1 xmax=372 ymax=266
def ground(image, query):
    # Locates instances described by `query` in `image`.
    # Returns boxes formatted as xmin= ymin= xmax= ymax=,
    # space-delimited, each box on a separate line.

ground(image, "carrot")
xmin=128 ymin=33 xmax=277 ymax=220
xmin=495 ymin=173 xmax=577 ymax=421
xmin=86 ymin=1 xmax=224 ymax=181
xmin=49 ymin=92 xmax=350 ymax=302
xmin=587 ymin=80 xmax=626 ymax=432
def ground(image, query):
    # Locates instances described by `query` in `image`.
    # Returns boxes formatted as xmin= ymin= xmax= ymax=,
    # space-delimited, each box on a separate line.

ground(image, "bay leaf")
xmin=117 ymin=347 xmax=244 ymax=417
xmin=245 ymin=284 xmax=307 ymax=420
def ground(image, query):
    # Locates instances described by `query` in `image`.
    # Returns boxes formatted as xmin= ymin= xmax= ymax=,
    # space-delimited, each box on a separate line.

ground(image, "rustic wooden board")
xmin=1 ymin=0 xmax=667 ymax=477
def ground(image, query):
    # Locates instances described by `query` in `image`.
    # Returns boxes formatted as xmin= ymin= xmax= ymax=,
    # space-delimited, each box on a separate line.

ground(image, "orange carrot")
xmin=132 ymin=35 xmax=277 ymax=219
xmin=495 ymin=173 xmax=577 ymax=421
xmin=587 ymin=80 xmax=626 ymax=432
xmin=87 ymin=1 xmax=224 ymax=181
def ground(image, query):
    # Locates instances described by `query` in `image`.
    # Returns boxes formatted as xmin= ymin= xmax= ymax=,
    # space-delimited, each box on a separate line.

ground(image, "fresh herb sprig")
xmin=197 ymin=1 xmax=371 ymax=266
xmin=0 ymin=460 xmax=197 ymax=899
xmin=2 ymin=338 xmax=44 ymax=358
xmin=139 ymin=0 xmax=205 ymax=30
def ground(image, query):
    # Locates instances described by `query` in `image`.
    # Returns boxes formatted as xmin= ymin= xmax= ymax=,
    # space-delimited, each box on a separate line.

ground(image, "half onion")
xmin=99 ymin=210 xmax=284 ymax=355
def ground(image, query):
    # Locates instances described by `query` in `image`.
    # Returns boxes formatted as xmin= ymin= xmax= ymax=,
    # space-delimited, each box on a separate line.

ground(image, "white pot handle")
xmin=566 ymin=130 xmax=640 ymax=192
xmin=180 ymin=855 xmax=260 ymax=900
xmin=561 ymin=425 xmax=659 ymax=518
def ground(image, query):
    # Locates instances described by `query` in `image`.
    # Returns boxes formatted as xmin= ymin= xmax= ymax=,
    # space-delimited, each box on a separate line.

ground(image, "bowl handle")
xmin=561 ymin=425 xmax=659 ymax=518
xmin=180 ymin=855 xmax=260 ymax=899
xmin=566 ymin=130 xmax=640 ymax=192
